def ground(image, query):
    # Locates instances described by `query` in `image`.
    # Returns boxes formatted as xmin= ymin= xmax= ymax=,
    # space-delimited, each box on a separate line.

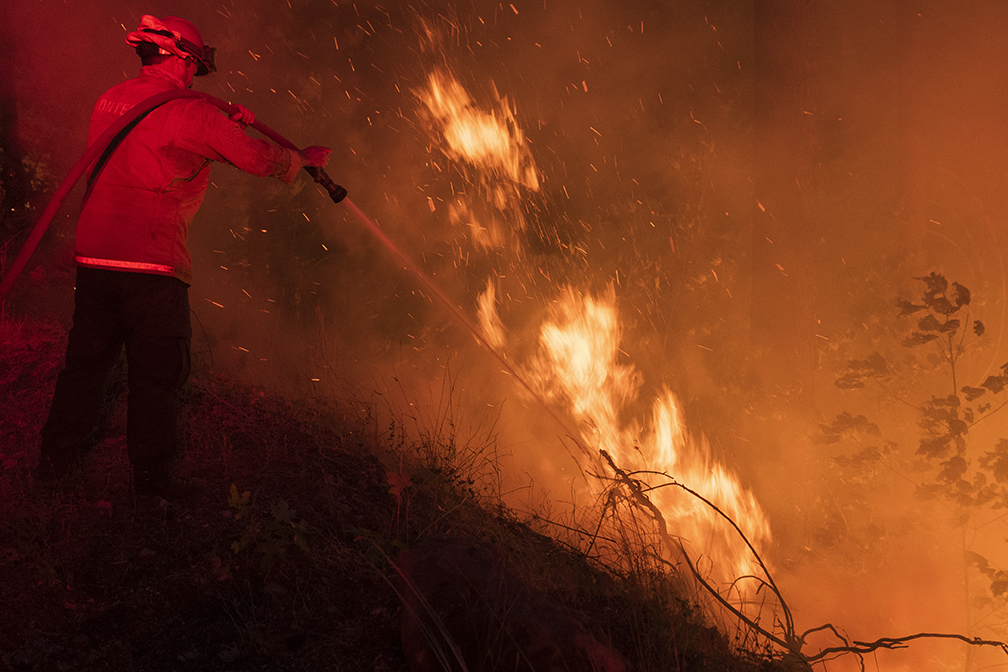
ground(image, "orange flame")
xmin=527 ymin=285 xmax=772 ymax=591
xmin=416 ymin=65 xmax=772 ymax=599
xmin=477 ymin=279 xmax=506 ymax=351
xmin=417 ymin=70 xmax=539 ymax=190
xmin=415 ymin=69 xmax=538 ymax=250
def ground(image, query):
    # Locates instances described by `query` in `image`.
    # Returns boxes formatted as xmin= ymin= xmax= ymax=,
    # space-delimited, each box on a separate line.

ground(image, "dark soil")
xmin=0 ymin=317 xmax=789 ymax=672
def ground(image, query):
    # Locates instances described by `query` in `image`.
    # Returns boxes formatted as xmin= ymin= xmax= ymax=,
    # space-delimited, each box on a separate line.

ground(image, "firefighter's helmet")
xmin=126 ymin=15 xmax=216 ymax=76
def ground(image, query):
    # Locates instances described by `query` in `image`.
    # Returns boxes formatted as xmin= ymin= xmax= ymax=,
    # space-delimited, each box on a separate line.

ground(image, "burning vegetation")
xmin=4 ymin=1 xmax=1008 ymax=671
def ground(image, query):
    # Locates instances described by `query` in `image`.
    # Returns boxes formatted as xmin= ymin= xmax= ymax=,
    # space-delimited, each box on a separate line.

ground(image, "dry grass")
xmin=0 ymin=311 xmax=793 ymax=672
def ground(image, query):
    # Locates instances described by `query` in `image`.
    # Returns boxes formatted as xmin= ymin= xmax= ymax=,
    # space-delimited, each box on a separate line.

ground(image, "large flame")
xmin=417 ymin=70 xmax=539 ymax=190
xmin=415 ymin=69 xmax=539 ymax=250
xmin=526 ymin=286 xmax=773 ymax=591
xmin=417 ymin=66 xmax=772 ymax=600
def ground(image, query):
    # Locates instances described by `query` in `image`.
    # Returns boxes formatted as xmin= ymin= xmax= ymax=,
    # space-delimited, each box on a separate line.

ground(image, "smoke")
xmin=7 ymin=0 xmax=1008 ymax=668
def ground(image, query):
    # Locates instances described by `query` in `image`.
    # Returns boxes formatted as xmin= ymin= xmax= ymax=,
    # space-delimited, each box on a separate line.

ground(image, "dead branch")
xmin=631 ymin=466 xmax=795 ymax=638
xmin=593 ymin=448 xmax=1008 ymax=671
xmin=807 ymin=632 xmax=1008 ymax=662
xmin=597 ymin=450 xmax=802 ymax=658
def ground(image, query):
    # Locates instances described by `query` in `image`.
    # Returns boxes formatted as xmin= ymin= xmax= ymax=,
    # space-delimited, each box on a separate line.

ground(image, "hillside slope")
xmin=0 ymin=316 xmax=787 ymax=672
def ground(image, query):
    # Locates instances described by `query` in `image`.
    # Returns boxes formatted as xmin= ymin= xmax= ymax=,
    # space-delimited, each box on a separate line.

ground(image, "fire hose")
xmin=1 ymin=87 xmax=582 ymax=460
xmin=0 ymin=89 xmax=346 ymax=304
xmin=0 ymin=86 xmax=544 ymax=424
xmin=0 ymin=86 xmax=583 ymax=468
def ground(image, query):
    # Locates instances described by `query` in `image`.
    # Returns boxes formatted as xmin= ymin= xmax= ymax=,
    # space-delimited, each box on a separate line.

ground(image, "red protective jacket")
xmin=75 ymin=66 xmax=303 ymax=285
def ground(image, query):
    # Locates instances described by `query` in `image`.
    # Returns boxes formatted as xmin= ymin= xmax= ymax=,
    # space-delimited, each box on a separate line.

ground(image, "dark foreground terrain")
xmin=1 ymin=317 xmax=787 ymax=671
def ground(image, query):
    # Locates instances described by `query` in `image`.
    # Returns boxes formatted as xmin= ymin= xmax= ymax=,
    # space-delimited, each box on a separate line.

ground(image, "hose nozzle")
xmin=306 ymin=167 xmax=347 ymax=203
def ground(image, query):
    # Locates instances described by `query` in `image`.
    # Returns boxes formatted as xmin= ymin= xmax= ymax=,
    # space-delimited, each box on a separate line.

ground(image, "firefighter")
xmin=33 ymin=15 xmax=332 ymax=510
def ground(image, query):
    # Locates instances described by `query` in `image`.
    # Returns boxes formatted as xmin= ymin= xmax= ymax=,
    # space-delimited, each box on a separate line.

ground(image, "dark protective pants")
xmin=40 ymin=266 xmax=192 ymax=482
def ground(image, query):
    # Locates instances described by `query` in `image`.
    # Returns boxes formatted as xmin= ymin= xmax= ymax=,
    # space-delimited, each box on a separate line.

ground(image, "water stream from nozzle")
xmin=339 ymin=197 xmax=584 ymax=451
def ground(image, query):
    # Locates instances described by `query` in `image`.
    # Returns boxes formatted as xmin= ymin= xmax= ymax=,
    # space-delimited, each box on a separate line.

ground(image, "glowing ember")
xmin=449 ymin=198 xmax=500 ymax=249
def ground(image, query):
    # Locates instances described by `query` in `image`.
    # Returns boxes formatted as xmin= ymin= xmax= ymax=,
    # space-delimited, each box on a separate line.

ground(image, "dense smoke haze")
xmin=5 ymin=1 xmax=1008 ymax=669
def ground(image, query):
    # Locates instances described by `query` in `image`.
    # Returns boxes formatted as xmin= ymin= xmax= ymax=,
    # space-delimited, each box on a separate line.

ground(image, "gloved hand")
xmin=229 ymin=104 xmax=255 ymax=127
xmin=300 ymin=146 xmax=331 ymax=168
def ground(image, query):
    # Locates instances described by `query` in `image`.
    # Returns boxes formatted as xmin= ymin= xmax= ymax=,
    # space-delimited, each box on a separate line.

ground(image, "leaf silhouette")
xmin=918 ymin=434 xmax=952 ymax=458
xmin=952 ymin=282 xmax=971 ymax=307
xmin=939 ymin=318 xmax=960 ymax=334
xmin=979 ymin=440 xmax=1008 ymax=483
xmin=961 ymin=386 xmax=987 ymax=402
xmin=898 ymin=299 xmax=927 ymax=316
xmin=917 ymin=314 xmax=943 ymax=332
xmin=903 ymin=332 xmax=938 ymax=347
xmin=386 ymin=470 xmax=413 ymax=499
xmin=981 ymin=375 xmax=1006 ymax=394
xmin=929 ymin=296 xmax=954 ymax=315
xmin=937 ymin=456 xmax=968 ymax=485
xmin=918 ymin=272 xmax=948 ymax=295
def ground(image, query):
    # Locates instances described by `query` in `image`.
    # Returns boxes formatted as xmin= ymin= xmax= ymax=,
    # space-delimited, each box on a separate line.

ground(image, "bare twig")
xmin=806 ymin=631 xmax=1008 ymax=663
xmin=597 ymin=450 xmax=801 ymax=658
xmin=593 ymin=447 xmax=1008 ymax=671
xmin=631 ymin=466 xmax=794 ymax=637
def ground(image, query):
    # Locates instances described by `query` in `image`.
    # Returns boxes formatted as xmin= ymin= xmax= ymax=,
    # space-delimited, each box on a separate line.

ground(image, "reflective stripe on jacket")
xmin=75 ymin=67 xmax=303 ymax=284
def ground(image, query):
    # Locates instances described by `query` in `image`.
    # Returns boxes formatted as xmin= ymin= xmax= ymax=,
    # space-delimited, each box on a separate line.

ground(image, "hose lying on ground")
xmin=0 ymin=89 xmax=345 ymax=304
